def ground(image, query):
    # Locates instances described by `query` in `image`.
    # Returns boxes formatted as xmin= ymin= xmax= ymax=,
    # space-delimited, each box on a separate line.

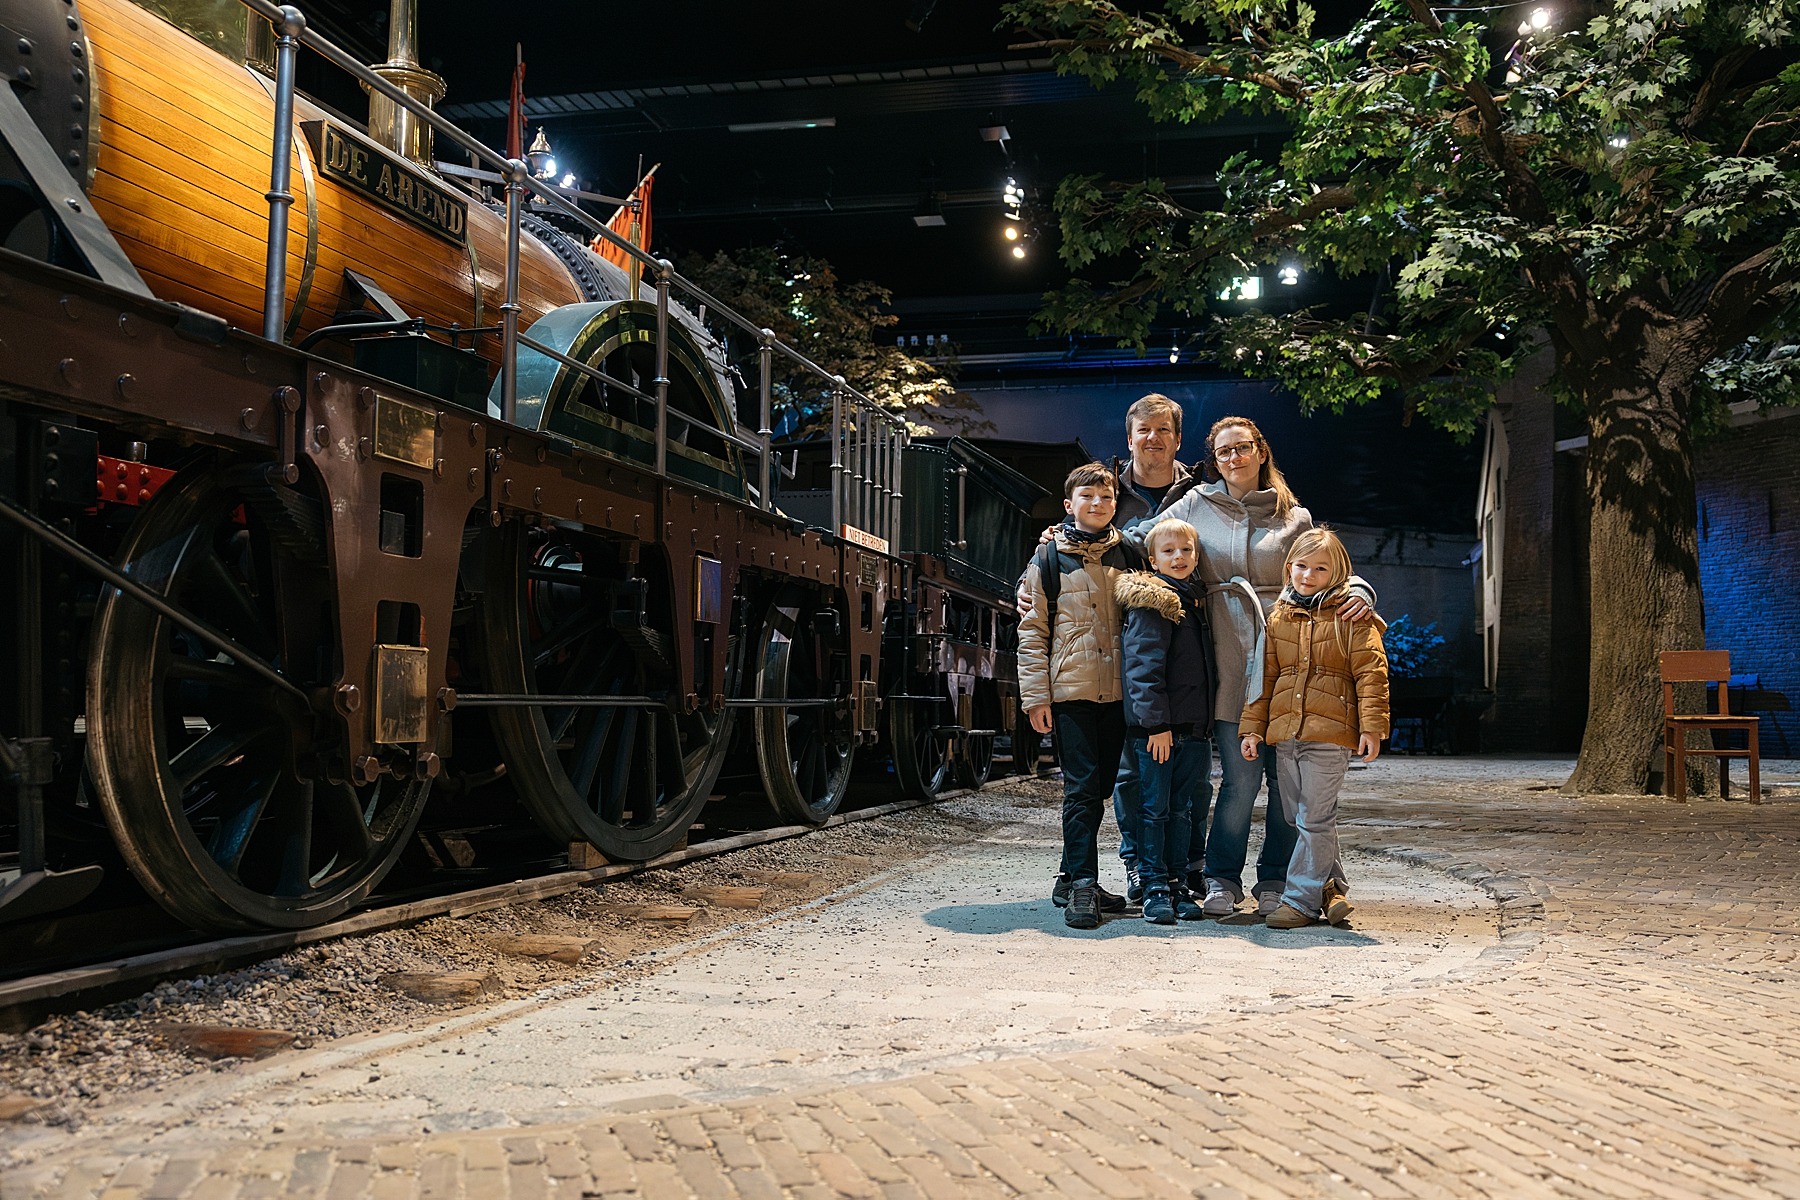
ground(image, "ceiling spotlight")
xmin=726 ymin=118 xmax=837 ymax=133
xmin=1168 ymin=343 xmax=1180 ymax=365
xmin=1011 ymin=244 xmax=1027 ymax=259
xmin=1530 ymin=7 xmax=1552 ymax=29
xmin=1278 ymin=264 xmax=1300 ymax=286
xmin=1003 ymin=224 xmax=1019 ymax=241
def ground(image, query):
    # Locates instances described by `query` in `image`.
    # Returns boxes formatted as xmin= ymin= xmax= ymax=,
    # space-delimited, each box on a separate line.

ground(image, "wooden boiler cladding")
xmin=81 ymin=0 xmax=581 ymax=362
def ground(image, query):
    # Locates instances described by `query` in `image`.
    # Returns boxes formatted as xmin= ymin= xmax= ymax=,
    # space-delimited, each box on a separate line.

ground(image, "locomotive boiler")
xmin=0 ymin=0 xmax=1032 ymax=941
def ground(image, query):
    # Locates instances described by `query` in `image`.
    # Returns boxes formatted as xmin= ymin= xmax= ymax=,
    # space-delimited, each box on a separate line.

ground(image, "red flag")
xmin=506 ymin=46 xmax=526 ymax=161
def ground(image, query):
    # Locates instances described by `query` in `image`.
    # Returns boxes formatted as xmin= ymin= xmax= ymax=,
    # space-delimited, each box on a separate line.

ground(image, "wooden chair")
xmin=1661 ymin=650 xmax=1761 ymax=803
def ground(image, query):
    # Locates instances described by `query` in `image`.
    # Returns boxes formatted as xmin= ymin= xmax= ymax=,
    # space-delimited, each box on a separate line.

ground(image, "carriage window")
xmin=130 ymin=0 xmax=268 ymax=66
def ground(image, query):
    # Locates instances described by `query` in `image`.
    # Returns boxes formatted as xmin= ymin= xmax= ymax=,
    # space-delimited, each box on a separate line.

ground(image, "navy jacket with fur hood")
xmin=1117 ymin=571 xmax=1217 ymax=736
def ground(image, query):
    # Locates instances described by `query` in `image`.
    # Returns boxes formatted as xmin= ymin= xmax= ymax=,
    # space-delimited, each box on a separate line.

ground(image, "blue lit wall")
xmin=1696 ymin=414 xmax=1800 ymax=761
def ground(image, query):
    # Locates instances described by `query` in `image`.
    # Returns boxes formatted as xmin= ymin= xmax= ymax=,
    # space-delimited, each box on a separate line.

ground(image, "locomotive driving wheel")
xmin=86 ymin=465 xmax=430 ymax=931
xmin=887 ymin=700 xmax=951 ymax=802
xmin=754 ymin=590 xmax=855 ymax=823
xmin=478 ymin=523 xmax=732 ymax=860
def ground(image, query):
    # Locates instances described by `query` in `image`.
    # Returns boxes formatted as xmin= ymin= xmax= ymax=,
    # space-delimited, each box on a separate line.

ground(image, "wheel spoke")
xmin=531 ymin=608 xmax=608 ymax=671
xmin=270 ymin=779 xmax=316 ymax=898
xmin=187 ymin=547 xmax=271 ymax=651
xmin=170 ymin=721 xmax=265 ymax=791
xmin=567 ymin=706 xmax=617 ymax=799
xmin=318 ymin=781 xmax=376 ymax=858
xmin=599 ymin=708 xmax=639 ymax=824
xmin=207 ymin=763 xmax=280 ymax=874
xmin=166 ymin=654 xmax=266 ymax=698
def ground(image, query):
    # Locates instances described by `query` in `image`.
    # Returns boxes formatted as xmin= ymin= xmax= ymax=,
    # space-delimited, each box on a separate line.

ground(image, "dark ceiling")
xmin=296 ymin=0 xmax=1479 ymax=533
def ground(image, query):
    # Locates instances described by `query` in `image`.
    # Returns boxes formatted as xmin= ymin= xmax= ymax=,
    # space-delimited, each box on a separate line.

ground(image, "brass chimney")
xmin=365 ymin=0 xmax=446 ymax=166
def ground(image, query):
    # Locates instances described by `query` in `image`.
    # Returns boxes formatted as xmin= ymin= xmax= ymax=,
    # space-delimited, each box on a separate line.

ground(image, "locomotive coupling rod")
xmin=454 ymin=693 xmax=663 ymax=708
xmin=0 ymin=494 xmax=309 ymax=704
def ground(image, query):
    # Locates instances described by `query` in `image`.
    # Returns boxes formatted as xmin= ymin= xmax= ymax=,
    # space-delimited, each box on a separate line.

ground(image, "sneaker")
xmin=1051 ymin=874 xmax=1072 ymax=908
xmin=1095 ymin=884 xmax=1128 ymax=914
xmin=1065 ymin=881 xmax=1101 ymax=929
xmin=1255 ymin=891 xmax=1283 ymax=918
xmin=1265 ymin=903 xmax=1314 ymax=929
xmin=1142 ymin=890 xmax=1176 ymax=925
xmin=1173 ymin=888 xmax=1204 ymax=921
xmin=1323 ymin=883 xmax=1354 ymax=926
xmin=1201 ymin=880 xmax=1237 ymax=917
xmin=1125 ymin=865 xmax=1144 ymax=904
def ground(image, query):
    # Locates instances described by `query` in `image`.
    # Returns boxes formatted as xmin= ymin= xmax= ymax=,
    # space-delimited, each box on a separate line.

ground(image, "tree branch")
xmin=1685 ymin=46 xmax=1759 ymax=133
xmin=1691 ymin=245 xmax=1800 ymax=359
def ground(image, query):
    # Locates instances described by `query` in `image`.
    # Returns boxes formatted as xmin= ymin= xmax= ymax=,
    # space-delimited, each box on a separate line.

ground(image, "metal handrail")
xmin=241 ymin=0 xmax=911 ymax=529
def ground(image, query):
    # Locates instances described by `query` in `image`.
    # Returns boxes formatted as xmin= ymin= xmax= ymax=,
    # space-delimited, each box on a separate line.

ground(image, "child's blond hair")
xmin=1143 ymin=516 xmax=1198 ymax=556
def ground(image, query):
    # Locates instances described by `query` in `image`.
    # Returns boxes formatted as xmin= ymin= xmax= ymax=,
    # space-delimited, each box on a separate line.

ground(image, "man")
xmin=1022 ymin=394 xmax=1202 ymax=903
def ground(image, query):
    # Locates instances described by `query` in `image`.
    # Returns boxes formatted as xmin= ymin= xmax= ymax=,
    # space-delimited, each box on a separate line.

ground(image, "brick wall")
xmin=1696 ymin=413 xmax=1800 ymax=757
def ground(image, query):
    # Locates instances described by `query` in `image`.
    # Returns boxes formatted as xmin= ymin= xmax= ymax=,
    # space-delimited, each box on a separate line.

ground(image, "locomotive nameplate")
xmin=304 ymin=120 xmax=468 ymax=246
xmin=373 ymin=393 xmax=438 ymax=469
xmin=839 ymin=524 xmax=889 ymax=553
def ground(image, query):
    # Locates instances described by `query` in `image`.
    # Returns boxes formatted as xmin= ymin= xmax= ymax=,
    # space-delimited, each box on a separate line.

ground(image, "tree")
xmin=678 ymin=247 xmax=987 ymax=437
xmin=1003 ymin=0 xmax=1800 ymax=794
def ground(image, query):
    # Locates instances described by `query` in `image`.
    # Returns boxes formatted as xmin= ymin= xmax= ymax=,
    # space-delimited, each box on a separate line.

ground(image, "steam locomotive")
xmin=0 ymin=0 xmax=1038 ymax=937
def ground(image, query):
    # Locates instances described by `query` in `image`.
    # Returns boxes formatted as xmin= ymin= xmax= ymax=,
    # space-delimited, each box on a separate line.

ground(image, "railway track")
xmin=0 ymin=788 xmax=971 ymax=1032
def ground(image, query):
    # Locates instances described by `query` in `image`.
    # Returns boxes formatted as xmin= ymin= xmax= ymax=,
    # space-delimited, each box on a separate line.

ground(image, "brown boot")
xmin=1323 ymin=883 xmax=1354 ymax=926
xmin=1264 ymin=903 xmax=1314 ymax=929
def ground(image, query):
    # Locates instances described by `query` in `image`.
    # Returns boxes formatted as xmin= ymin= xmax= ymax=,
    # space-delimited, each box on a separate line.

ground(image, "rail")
xmin=239 ymin=0 xmax=906 ymax=537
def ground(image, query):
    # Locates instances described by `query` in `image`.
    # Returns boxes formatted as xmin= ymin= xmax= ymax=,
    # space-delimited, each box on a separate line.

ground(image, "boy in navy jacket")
xmin=1115 ymin=517 xmax=1217 ymax=924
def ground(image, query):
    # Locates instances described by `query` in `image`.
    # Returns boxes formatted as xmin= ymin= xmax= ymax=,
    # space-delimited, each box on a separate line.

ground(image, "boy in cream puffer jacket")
xmin=1019 ymin=462 xmax=1144 ymax=929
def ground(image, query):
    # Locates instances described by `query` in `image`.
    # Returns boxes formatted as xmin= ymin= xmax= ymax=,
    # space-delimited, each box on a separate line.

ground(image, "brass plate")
xmin=373 ymin=393 xmax=436 ymax=469
xmin=374 ymin=644 xmax=431 ymax=744
xmin=857 ymin=680 xmax=880 ymax=733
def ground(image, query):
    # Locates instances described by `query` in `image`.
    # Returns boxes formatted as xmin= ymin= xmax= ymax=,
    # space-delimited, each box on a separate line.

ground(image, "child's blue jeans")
xmin=1130 ymin=731 xmax=1211 ymax=893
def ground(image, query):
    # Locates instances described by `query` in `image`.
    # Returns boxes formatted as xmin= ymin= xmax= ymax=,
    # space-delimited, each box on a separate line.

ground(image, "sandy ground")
xmin=0 ymin=768 xmax=1509 ymax=1167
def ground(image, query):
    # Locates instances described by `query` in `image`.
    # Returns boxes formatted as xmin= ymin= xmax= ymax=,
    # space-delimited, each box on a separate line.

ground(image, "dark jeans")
xmin=1188 ymin=718 xmax=1297 ymax=900
xmin=1113 ymin=751 xmax=1141 ymax=870
xmin=1053 ymin=700 xmax=1125 ymax=884
xmin=1130 ymin=732 xmax=1211 ymax=892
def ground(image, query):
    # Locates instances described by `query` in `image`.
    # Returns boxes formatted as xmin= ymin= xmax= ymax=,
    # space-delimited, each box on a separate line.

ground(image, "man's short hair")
xmin=1143 ymin=517 xmax=1198 ymax=555
xmin=1125 ymin=393 xmax=1183 ymax=438
xmin=1064 ymin=461 xmax=1118 ymax=499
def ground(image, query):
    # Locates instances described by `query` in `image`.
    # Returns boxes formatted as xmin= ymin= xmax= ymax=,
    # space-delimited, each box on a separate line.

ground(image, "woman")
xmin=1160 ymin=416 xmax=1376 ymax=917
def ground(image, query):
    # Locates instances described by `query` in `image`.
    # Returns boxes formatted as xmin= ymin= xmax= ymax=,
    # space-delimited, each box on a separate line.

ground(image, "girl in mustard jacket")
xmin=1239 ymin=529 xmax=1390 ymax=929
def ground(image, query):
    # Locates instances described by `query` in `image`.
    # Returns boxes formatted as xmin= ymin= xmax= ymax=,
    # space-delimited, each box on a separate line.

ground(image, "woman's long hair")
xmin=1207 ymin=416 xmax=1299 ymax=518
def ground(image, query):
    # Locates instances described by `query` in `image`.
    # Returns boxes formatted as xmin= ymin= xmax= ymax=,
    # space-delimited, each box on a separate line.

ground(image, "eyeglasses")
xmin=1214 ymin=442 xmax=1260 ymax=462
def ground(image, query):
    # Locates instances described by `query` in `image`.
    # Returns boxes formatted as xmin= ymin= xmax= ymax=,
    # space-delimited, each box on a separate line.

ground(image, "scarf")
xmin=1059 ymin=519 xmax=1114 ymax=546
xmin=1280 ymin=582 xmax=1342 ymax=611
xmin=1159 ymin=572 xmax=1202 ymax=607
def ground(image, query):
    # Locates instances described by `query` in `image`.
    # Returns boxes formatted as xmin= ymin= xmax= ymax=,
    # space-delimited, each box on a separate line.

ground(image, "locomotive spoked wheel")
xmin=955 ymin=732 xmax=997 ymax=790
xmin=478 ymin=523 xmax=732 ymax=860
xmin=754 ymin=592 xmax=854 ymax=824
xmin=86 ymin=465 xmax=431 ymax=931
xmin=887 ymin=699 xmax=951 ymax=802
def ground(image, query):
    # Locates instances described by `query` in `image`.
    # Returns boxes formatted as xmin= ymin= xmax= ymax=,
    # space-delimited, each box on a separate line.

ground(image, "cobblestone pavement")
xmin=5 ymin=757 xmax=1800 ymax=1199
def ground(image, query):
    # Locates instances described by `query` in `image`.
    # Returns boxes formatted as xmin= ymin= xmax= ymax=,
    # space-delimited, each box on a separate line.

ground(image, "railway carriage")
xmin=0 ymin=0 xmax=1035 ymax=938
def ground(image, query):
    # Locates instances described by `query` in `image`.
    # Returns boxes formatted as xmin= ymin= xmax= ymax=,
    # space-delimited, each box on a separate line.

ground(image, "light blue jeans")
xmin=1189 ymin=719 xmax=1297 ymax=902
xmin=1274 ymin=740 xmax=1351 ymax=917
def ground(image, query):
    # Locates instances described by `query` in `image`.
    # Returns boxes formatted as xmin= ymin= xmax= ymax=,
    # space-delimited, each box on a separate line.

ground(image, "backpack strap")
xmin=1034 ymin=540 xmax=1063 ymax=634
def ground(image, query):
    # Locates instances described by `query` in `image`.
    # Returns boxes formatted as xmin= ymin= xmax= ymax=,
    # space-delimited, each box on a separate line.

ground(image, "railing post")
xmin=891 ymin=421 xmax=906 ymax=549
xmin=757 ymin=329 xmax=774 ymax=511
xmin=654 ymin=258 xmax=673 ymax=477
xmin=829 ymin=376 xmax=846 ymax=534
xmin=500 ymin=156 xmax=527 ymax=425
xmin=260 ymin=5 xmax=305 ymax=343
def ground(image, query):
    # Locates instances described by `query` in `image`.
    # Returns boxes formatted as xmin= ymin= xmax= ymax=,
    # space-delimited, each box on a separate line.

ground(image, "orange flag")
xmin=591 ymin=166 xmax=658 ymax=284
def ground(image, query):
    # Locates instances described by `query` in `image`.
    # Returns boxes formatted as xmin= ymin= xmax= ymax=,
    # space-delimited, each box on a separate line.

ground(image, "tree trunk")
xmin=1561 ymin=368 xmax=1708 ymax=796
